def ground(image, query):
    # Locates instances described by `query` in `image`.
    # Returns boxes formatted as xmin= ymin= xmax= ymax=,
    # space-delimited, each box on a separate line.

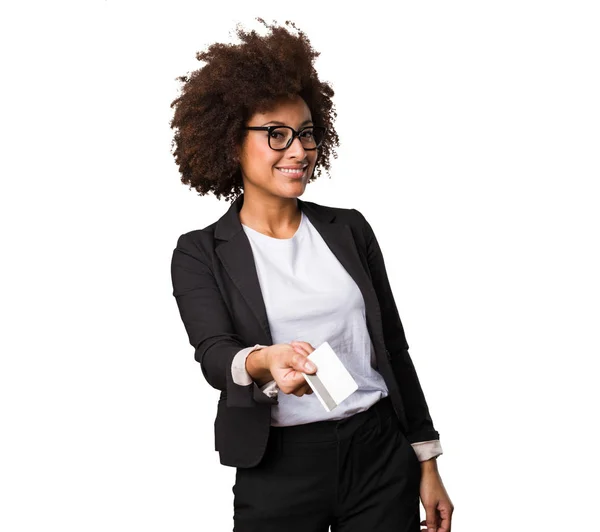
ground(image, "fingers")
xmin=437 ymin=501 xmax=453 ymax=532
xmin=290 ymin=340 xmax=314 ymax=355
xmin=284 ymin=356 xmax=315 ymax=397
xmin=292 ymin=383 xmax=313 ymax=396
xmin=281 ymin=370 xmax=312 ymax=397
xmin=270 ymin=342 xmax=318 ymax=397
xmin=288 ymin=347 xmax=317 ymax=374
xmin=423 ymin=506 xmax=439 ymax=532
xmin=289 ymin=342 xmax=317 ymax=374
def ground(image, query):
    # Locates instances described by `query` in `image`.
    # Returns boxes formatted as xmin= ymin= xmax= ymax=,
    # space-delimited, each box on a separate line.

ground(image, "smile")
xmin=276 ymin=166 xmax=308 ymax=177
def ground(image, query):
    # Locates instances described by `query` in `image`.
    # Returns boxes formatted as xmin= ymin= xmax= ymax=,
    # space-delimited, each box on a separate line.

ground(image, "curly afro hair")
xmin=169 ymin=18 xmax=340 ymax=203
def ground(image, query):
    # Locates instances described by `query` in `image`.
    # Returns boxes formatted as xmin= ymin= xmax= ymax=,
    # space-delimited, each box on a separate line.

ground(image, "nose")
xmin=286 ymin=135 xmax=307 ymax=158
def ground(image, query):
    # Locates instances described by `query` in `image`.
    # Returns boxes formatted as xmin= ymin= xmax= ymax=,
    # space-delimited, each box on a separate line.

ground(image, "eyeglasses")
xmin=244 ymin=125 xmax=327 ymax=151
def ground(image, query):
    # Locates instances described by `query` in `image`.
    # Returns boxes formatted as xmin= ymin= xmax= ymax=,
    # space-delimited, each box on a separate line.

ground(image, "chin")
xmin=273 ymin=179 xmax=307 ymax=193
xmin=277 ymin=186 xmax=306 ymax=199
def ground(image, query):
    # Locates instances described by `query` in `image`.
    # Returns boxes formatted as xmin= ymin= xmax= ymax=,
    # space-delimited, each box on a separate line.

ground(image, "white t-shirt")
xmin=231 ymin=210 xmax=442 ymax=460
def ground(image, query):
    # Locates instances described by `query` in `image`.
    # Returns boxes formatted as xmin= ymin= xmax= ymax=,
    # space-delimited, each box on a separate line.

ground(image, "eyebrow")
xmin=260 ymin=119 xmax=314 ymax=127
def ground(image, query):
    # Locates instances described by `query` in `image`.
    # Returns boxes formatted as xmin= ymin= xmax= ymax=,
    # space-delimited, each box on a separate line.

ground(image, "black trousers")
xmin=232 ymin=396 xmax=422 ymax=531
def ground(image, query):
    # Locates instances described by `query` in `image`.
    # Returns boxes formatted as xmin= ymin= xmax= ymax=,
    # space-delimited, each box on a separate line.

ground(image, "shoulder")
xmin=172 ymin=221 xmax=219 ymax=266
xmin=175 ymin=220 xmax=218 ymax=243
xmin=300 ymin=199 xmax=368 ymax=229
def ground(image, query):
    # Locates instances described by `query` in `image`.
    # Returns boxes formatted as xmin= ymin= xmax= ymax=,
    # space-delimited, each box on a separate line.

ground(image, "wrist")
xmin=420 ymin=457 xmax=439 ymax=473
xmin=245 ymin=347 xmax=273 ymax=386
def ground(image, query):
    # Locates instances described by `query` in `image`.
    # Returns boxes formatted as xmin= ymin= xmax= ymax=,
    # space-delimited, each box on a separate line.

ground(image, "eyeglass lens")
xmin=269 ymin=127 xmax=325 ymax=150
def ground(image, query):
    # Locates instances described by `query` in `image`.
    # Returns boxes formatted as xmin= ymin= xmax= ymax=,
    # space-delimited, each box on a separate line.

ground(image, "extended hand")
xmin=266 ymin=341 xmax=318 ymax=397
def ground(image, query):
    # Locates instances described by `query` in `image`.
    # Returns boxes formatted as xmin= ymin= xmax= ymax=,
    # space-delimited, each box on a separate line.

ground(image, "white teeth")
xmin=277 ymin=167 xmax=306 ymax=174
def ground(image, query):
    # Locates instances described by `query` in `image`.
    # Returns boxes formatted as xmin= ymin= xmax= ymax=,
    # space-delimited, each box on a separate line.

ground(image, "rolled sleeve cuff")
xmin=259 ymin=379 xmax=279 ymax=398
xmin=411 ymin=440 xmax=443 ymax=462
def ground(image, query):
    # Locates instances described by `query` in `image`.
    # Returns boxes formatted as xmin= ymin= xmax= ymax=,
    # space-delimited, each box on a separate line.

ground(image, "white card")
xmin=301 ymin=341 xmax=358 ymax=411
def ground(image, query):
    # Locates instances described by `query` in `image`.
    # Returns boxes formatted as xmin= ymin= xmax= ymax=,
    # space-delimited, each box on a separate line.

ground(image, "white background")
xmin=1 ymin=1 xmax=598 ymax=531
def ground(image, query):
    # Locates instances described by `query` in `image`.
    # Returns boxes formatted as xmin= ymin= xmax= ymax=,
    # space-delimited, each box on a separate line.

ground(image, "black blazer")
xmin=171 ymin=193 xmax=439 ymax=468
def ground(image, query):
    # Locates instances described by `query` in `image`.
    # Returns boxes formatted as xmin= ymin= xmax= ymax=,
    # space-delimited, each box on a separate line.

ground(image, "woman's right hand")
xmin=263 ymin=343 xmax=318 ymax=397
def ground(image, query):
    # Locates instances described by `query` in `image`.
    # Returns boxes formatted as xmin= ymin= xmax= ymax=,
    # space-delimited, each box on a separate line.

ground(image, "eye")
xmin=300 ymin=129 xmax=314 ymax=139
xmin=269 ymin=130 xmax=286 ymax=139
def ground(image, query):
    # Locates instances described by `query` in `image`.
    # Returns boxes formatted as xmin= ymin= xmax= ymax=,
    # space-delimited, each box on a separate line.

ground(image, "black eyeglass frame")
xmin=244 ymin=125 xmax=327 ymax=151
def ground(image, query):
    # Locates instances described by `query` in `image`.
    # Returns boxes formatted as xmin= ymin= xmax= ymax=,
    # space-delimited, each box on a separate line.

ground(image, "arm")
xmin=353 ymin=209 xmax=440 ymax=444
xmin=355 ymin=211 xmax=454 ymax=530
xmin=170 ymin=233 xmax=277 ymax=408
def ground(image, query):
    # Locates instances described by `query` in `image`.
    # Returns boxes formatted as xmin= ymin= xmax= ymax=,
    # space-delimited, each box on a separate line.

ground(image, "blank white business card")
xmin=301 ymin=341 xmax=358 ymax=411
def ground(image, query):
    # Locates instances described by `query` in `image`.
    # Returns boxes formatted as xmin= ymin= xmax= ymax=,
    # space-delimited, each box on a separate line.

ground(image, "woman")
xmin=170 ymin=19 xmax=453 ymax=532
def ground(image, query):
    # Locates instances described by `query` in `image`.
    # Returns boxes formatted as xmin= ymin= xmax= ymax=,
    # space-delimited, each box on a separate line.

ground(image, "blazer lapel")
xmin=214 ymin=193 xmax=384 ymax=352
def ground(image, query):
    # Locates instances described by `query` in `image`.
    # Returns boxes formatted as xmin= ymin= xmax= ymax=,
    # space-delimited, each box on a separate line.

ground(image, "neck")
xmin=238 ymin=190 xmax=302 ymax=235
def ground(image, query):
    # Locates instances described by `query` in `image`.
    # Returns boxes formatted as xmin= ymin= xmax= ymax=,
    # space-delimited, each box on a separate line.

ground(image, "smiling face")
xmin=238 ymin=94 xmax=318 ymax=200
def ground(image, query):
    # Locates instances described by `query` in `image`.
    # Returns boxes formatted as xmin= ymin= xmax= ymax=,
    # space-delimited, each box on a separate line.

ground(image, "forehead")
xmin=250 ymin=95 xmax=312 ymax=125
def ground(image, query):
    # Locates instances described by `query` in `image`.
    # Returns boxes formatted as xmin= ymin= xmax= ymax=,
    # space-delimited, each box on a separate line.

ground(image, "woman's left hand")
xmin=419 ymin=462 xmax=454 ymax=532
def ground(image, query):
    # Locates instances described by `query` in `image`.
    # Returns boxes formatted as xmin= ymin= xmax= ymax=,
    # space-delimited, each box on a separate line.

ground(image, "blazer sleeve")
xmin=170 ymin=233 xmax=277 ymax=408
xmin=353 ymin=209 xmax=440 ymax=444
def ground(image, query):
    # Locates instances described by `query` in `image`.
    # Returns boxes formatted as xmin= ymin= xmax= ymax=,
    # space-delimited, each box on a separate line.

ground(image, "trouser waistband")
xmin=269 ymin=396 xmax=395 ymax=443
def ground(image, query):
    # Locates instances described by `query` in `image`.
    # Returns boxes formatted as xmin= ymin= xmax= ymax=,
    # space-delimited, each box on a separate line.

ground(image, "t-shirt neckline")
xmin=241 ymin=211 xmax=306 ymax=243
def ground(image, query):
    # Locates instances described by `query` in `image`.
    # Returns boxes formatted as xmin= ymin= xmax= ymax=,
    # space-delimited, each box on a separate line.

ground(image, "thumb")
xmin=296 ymin=355 xmax=317 ymax=373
